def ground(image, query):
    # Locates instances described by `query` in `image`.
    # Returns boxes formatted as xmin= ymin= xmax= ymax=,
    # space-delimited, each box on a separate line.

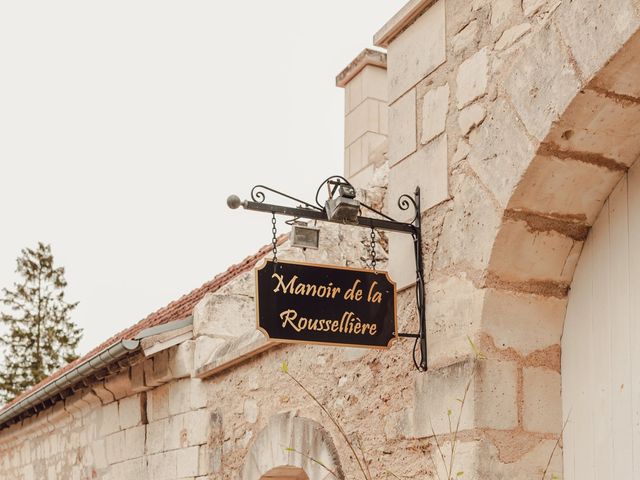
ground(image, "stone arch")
xmin=468 ymin=2 xmax=640 ymax=477
xmin=241 ymin=412 xmax=344 ymax=480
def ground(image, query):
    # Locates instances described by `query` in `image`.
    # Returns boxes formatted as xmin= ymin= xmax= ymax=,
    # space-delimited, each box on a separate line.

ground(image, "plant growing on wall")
xmin=0 ymin=242 xmax=82 ymax=403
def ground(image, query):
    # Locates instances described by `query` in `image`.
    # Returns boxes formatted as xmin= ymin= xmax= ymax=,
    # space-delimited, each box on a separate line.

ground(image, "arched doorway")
xmin=261 ymin=466 xmax=309 ymax=480
xmin=242 ymin=412 xmax=344 ymax=480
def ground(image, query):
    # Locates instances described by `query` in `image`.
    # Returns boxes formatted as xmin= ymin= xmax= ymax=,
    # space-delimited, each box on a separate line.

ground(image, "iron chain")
xmin=370 ymin=227 xmax=376 ymax=270
xmin=271 ymin=212 xmax=278 ymax=262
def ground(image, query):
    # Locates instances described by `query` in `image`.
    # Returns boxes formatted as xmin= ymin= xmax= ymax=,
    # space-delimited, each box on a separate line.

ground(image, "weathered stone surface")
xmin=523 ymin=367 xmax=562 ymax=434
xmin=388 ymin=89 xmax=417 ymax=165
xmin=590 ymin=30 xmax=640 ymax=98
xmin=168 ymin=341 xmax=194 ymax=379
xmin=505 ymin=23 xmax=581 ymax=140
xmin=387 ymin=231 xmax=416 ymax=290
xmin=193 ymin=293 xmax=255 ymax=338
xmin=490 ymin=219 xmax=582 ymax=284
xmin=452 ymin=20 xmax=479 ymax=55
xmin=456 ymin=48 xmax=489 ymax=109
xmin=387 ymin=0 xmax=446 ymax=102
xmin=554 ymin=0 xmax=639 ymax=81
xmin=483 ymin=289 xmax=566 ymax=355
xmin=545 ymin=88 xmax=640 ymax=168
xmin=345 ymin=98 xmax=384 ymax=146
xmin=468 ymin=99 xmax=535 ymax=207
xmin=420 ymin=83 xmax=449 ymax=144
xmin=495 ymin=22 xmax=531 ymax=50
xmin=508 ymin=154 xmax=624 ymax=224
xmin=475 ymin=360 xmax=519 ymax=429
xmin=389 ymin=133 xmax=448 ymax=221
xmin=147 ymin=384 xmax=169 ymax=422
xmin=403 ymin=360 xmax=476 ymax=438
xmin=491 ymin=0 xmax=519 ymax=27
xmin=243 ymin=399 xmax=259 ymax=424
xmin=118 ymin=394 xmax=142 ymax=429
xmin=522 ymin=0 xmax=546 ymax=16
xmin=458 ymin=103 xmax=486 ymax=135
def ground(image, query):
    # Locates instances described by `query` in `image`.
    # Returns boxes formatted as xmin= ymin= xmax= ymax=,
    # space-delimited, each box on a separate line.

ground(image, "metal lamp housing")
xmin=290 ymin=223 xmax=320 ymax=249
xmin=325 ymin=184 xmax=360 ymax=224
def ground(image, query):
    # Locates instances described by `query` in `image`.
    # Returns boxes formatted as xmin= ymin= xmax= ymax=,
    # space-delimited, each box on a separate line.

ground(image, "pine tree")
xmin=0 ymin=242 xmax=82 ymax=403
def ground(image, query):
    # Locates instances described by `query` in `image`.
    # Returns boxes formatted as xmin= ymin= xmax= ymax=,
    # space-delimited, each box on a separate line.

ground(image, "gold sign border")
xmin=254 ymin=258 xmax=399 ymax=350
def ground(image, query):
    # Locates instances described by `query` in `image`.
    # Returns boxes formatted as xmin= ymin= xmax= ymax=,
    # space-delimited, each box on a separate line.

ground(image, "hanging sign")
xmin=256 ymin=259 xmax=397 ymax=349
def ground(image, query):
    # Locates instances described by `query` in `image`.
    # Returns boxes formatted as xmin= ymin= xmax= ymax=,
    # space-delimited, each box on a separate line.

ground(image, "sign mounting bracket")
xmin=227 ymin=175 xmax=429 ymax=371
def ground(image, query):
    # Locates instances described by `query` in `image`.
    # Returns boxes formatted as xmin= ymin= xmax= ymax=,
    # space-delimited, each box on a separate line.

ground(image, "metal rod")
xmin=242 ymin=200 xmax=416 ymax=234
xmin=398 ymin=333 xmax=420 ymax=338
xmin=413 ymin=187 xmax=428 ymax=371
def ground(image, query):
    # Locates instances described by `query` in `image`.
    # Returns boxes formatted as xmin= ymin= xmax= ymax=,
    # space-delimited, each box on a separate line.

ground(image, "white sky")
xmin=0 ymin=1 xmax=407 ymax=355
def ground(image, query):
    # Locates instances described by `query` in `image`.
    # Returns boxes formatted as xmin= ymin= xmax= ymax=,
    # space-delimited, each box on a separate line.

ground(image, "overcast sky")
xmin=0 ymin=1 xmax=406 ymax=355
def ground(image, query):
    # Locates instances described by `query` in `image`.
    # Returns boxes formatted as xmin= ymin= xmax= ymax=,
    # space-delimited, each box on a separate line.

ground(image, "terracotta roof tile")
xmin=1 ymin=236 xmax=286 ymax=413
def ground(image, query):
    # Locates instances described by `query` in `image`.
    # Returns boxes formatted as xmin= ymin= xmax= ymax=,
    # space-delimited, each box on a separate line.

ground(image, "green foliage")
xmin=0 ymin=242 xmax=82 ymax=403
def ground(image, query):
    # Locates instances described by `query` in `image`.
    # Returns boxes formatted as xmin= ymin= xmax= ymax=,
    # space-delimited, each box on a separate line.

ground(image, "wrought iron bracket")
xmin=227 ymin=176 xmax=428 ymax=371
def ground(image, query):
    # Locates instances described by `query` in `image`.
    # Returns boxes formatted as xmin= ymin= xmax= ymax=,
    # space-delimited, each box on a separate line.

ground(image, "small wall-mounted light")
xmin=325 ymin=183 xmax=360 ymax=224
xmin=290 ymin=222 xmax=320 ymax=249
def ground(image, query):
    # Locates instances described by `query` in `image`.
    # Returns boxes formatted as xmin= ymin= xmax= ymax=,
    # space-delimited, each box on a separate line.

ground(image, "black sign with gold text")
xmin=256 ymin=260 xmax=397 ymax=349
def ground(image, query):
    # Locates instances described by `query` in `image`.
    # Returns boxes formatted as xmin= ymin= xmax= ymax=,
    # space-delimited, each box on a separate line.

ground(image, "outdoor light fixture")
xmin=324 ymin=181 xmax=360 ymax=224
xmin=289 ymin=222 xmax=320 ymax=249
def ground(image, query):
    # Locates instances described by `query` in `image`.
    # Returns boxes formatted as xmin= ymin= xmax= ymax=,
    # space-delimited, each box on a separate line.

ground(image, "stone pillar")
xmin=336 ymin=49 xmax=388 ymax=187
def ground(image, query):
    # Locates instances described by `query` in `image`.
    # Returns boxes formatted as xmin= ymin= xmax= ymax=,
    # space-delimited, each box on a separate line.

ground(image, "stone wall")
xmin=2 ymin=0 xmax=640 ymax=478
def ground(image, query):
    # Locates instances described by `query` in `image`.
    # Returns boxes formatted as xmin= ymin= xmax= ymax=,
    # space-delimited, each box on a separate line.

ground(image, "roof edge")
xmin=373 ymin=0 xmax=437 ymax=48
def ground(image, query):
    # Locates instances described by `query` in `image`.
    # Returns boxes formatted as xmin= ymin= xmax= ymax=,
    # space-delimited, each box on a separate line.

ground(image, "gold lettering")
xmin=280 ymin=309 xmax=301 ymax=331
xmin=369 ymin=324 xmax=377 ymax=335
xmin=272 ymin=274 xmax=298 ymax=293
xmin=344 ymin=279 xmax=363 ymax=301
xmin=331 ymin=320 xmax=340 ymax=332
xmin=367 ymin=281 xmax=383 ymax=303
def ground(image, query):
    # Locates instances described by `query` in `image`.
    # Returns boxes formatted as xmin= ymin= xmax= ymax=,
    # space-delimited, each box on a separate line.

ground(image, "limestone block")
xmin=200 ymin=444 xmax=214 ymax=475
xmin=193 ymin=292 xmax=255 ymax=338
xmin=169 ymin=341 xmax=195 ymax=379
xmin=420 ymin=84 xmax=449 ymax=144
xmin=389 ymin=134 xmax=448 ymax=222
xmin=545 ymin=88 xmax=640 ymax=168
xmin=477 ymin=438 xmax=562 ymax=478
xmin=404 ymin=360 xmax=476 ymax=438
xmin=388 ymin=89 xmax=417 ymax=166
xmin=387 ymin=0 xmax=446 ymax=102
xmin=148 ymin=450 xmax=177 ymax=480
xmin=243 ymin=399 xmax=259 ymax=424
xmin=145 ymin=349 xmax=173 ymax=387
xmin=118 ymin=394 xmax=141 ymax=429
xmin=169 ymin=378 xmax=191 ymax=416
xmin=360 ymin=65 xmax=388 ymax=103
xmin=523 ymin=367 xmax=562 ymax=434
xmin=103 ymin=371 xmax=132 ymax=400
xmin=452 ymin=20 xmax=478 ymax=55
xmin=495 ymin=23 xmax=531 ymax=50
xmin=92 ymin=382 xmax=115 ymax=405
xmin=491 ymin=219 xmax=581 ymax=284
xmin=130 ymin=362 xmax=150 ymax=393
xmin=505 ymin=24 xmax=580 ymax=140
xmin=456 ymin=48 xmax=489 ymax=109
xmin=147 ymin=384 xmax=169 ymax=422
xmin=105 ymin=430 xmax=126 ymax=464
xmin=361 ymin=132 xmax=386 ymax=167
xmin=124 ymin=425 xmax=145 ymax=460
xmin=185 ymin=409 xmax=211 ymax=446
xmin=434 ymin=171 xmax=501 ymax=273
xmin=98 ymin=402 xmax=120 ymax=438
xmin=190 ymin=380 xmax=208 ymax=409
xmin=193 ymin=336 xmax=225 ymax=371
xmin=522 ymin=0 xmax=546 ymax=16
xmin=554 ymin=0 xmax=639 ymax=81
xmin=96 ymin=448 xmax=112 ymax=475
xmin=483 ymin=289 xmax=566 ymax=355
xmin=427 ymin=274 xmax=484 ymax=363
xmin=475 ymin=360 xmax=518 ymax=429
xmin=177 ymin=446 xmax=200 ymax=477
xmin=509 ymin=154 xmax=624 ymax=225
xmin=491 ymin=0 xmax=519 ymax=26
xmin=590 ymin=31 xmax=640 ymax=98
xmin=468 ymin=99 xmax=535 ymax=207
xmin=145 ymin=419 xmax=166 ymax=455
xmin=345 ymin=72 xmax=362 ymax=113
xmin=457 ymin=103 xmax=486 ymax=136
xmin=345 ymin=98 xmax=383 ymax=146
xmin=348 ymin=163 xmax=375 ymax=189
xmin=347 ymin=138 xmax=363 ymax=176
